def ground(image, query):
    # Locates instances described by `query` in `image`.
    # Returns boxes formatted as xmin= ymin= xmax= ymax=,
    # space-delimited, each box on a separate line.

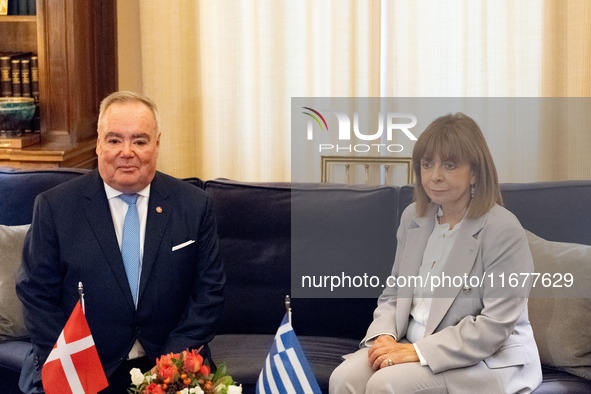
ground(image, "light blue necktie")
xmin=119 ymin=193 xmax=140 ymax=306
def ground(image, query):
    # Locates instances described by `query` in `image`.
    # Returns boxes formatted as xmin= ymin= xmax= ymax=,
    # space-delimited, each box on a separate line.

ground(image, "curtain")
xmin=381 ymin=0 xmax=545 ymax=183
xmin=539 ymin=0 xmax=591 ymax=181
xmin=128 ymin=0 xmax=591 ymax=182
xmin=381 ymin=0 xmax=591 ymax=182
xmin=136 ymin=0 xmax=380 ymax=181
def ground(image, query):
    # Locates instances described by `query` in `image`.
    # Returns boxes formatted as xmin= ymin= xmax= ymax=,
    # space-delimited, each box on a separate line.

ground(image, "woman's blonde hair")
xmin=412 ymin=112 xmax=502 ymax=218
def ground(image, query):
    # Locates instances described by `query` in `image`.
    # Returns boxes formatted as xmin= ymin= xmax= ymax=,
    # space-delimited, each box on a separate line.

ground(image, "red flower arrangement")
xmin=128 ymin=348 xmax=241 ymax=394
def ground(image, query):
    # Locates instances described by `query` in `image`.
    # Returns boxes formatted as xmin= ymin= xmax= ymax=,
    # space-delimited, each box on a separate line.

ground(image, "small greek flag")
xmin=256 ymin=313 xmax=321 ymax=394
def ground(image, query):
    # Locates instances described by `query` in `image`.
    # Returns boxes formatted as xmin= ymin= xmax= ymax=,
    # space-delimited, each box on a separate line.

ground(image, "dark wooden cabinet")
xmin=0 ymin=0 xmax=117 ymax=168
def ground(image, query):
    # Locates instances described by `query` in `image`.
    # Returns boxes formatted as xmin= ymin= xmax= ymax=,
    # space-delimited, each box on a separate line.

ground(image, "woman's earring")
xmin=470 ymin=184 xmax=475 ymax=198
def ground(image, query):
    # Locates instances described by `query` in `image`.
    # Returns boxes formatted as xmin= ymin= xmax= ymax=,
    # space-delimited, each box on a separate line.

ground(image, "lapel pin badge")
xmin=156 ymin=206 xmax=163 ymax=213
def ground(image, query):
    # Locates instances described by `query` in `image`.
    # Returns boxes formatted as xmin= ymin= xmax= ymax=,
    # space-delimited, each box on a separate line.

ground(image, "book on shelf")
xmin=1 ymin=52 xmax=33 ymax=97
xmin=1 ymin=52 xmax=39 ymax=134
xmin=6 ymin=0 xmax=15 ymax=15
xmin=4 ymin=0 xmax=35 ymax=15
xmin=0 ymin=56 xmax=10 ymax=96
xmin=20 ymin=58 xmax=30 ymax=97
xmin=11 ymin=59 xmax=21 ymax=96
xmin=30 ymin=55 xmax=39 ymax=133
xmin=30 ymin=55 xmax=38 ymax=102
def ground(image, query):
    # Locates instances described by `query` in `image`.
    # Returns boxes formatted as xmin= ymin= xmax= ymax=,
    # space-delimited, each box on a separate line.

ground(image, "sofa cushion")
xmin=526 ymin=230 xmax=591 ymax=380
xmin=400 ymin=181 xmax=591 ymax=246
xmin=533 ymin=367 xmax=591 ymax=393
xmin=0 ymin=340 xmax=31 ymax=394
xmin=290 ymin=183 xmax=399 ymax=299
xmin=0 ymin=224 xmax=30 ymax=341
xmin=503 ymin=181 xmax=591 ymax=246
xmin=0 ymin=168 xmax=88 ymax=226
xmin=204 ymin=180 xmax=293 ymax=336
xmin=205 ymin=179 xmax=398 ymax=339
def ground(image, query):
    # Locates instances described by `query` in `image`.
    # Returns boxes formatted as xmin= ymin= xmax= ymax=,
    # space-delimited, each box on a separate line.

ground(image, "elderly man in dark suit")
xmin=16 ymin=91 xmax=225 ymax=393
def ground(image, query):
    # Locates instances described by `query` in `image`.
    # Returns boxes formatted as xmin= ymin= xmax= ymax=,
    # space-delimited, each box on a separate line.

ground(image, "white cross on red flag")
xmin=42 ymin=300 xmax=108 ymax=394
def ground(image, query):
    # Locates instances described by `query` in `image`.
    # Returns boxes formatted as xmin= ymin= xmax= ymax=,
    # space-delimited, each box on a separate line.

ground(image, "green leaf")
xmin=212 ymin=363 xmax=228 ymax=382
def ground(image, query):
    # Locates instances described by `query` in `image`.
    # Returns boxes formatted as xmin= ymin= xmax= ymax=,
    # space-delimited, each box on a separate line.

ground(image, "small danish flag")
xmin=42 ymin=300 xmax=108 ymax=394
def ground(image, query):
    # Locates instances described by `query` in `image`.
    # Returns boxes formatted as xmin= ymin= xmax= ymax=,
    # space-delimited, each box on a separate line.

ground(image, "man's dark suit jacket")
xmin=16 ymin=170 xmax=225 ymax=384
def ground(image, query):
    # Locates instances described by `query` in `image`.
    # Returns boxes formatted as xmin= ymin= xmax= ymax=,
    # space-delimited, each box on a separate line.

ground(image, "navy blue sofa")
xmin=1 ymin=167 xmax=590 ymax=393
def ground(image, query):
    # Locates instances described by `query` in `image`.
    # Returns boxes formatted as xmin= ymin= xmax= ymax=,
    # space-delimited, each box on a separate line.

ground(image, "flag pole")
xmin=78 ymin=282 xmax=85 ymax=314
xmin=285 ymin=294 xmax=292 ymax=325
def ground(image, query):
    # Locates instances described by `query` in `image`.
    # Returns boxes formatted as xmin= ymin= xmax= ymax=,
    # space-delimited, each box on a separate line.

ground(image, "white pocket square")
xmin=172 ymin=240 xmax=196 ymax=251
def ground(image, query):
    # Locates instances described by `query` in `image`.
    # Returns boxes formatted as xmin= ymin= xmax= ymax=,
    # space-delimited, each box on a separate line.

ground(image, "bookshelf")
xmin=0 ymin=0 xmax=117 ymax=168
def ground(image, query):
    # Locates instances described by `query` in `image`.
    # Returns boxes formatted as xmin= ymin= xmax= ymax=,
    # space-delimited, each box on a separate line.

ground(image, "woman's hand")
xmin=367 ymin=335 xmax=420 ymax=370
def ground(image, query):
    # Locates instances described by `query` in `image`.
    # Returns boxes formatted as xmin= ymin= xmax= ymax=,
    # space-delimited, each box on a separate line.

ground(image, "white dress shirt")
xmin=104 ymin=182 xmax=151 ymax=359
xmin=407 ymin=208 xmax=463 ymax=364
xmin=363 ymin=208 xmax=464 ymax=362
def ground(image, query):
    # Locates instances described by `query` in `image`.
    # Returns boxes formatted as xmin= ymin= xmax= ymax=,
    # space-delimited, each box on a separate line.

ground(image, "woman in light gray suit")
xmin=329 ymin=113 xmax=542 ymax=393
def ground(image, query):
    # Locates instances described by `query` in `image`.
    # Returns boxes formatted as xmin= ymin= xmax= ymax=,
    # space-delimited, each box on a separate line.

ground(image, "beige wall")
xmin=117 ymin=0 xmax=143 ymax=93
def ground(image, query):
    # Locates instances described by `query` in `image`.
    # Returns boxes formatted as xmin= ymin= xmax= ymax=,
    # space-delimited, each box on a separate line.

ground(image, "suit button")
xmin=135 ymin=327 xmax=142 ymax=335
xmin=462 ymin=285 xmax=472 ymax=294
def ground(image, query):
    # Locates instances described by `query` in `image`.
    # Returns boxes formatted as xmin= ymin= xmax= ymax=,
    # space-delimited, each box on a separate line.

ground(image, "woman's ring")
xmin=387 ymin=358 xmax=393 ymax=366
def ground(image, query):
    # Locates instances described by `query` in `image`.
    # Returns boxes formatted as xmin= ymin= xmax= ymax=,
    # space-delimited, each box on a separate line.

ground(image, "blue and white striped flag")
xmin=256 ymin=313 xmax=321 ymax=394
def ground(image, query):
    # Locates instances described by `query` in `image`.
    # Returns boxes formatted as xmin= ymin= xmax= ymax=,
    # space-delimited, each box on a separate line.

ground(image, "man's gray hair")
xmin=97 ymin=91 xmax=161 ymax=134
